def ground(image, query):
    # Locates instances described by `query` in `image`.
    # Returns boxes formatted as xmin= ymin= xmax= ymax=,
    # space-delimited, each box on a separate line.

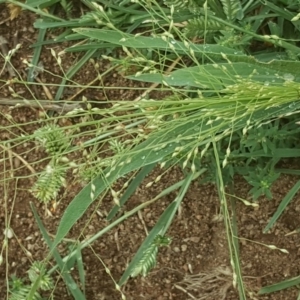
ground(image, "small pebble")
xmin=173 ymin=246 xmax=180 ymax=253
xmin=181 ymin=244 xmax=187 ymax=252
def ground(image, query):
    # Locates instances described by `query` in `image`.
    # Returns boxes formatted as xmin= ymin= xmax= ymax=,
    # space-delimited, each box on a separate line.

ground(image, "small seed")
xmin=13 ymin=157 xmax=20 ymax=169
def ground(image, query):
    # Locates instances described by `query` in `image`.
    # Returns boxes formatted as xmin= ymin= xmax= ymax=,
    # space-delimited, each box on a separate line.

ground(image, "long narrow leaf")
xmin=27 ymin=27 xmax=47 ymax=81
xmin=263 ymin=180 xmax=300 ymax=233
xmin=30 ymin=203 xmax=86 ymax=300
xmin=55 ymin=49 xmax=97 ymax=100
xmin=119 ymin=172 xmax=195 ymax=285
xmin=107 ymin=163 xmax=156 ymax=220
xmin=76 ymin=245 xmax=85 ymax=294
xmin=259 ymin=275 xmax=300 ymax=294
xmin=74 ymin=28 xmax=300 ymax=77
xmin=7 ymin=0 xmax=62 ymax=20
xmin=73 ymin=28 xmax=241 ymax=55
xmin=127 ymin=62 xmax=292 ymax=89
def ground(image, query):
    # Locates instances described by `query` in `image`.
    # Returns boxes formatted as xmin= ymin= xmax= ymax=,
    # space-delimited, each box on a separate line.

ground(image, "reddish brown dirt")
xmin=1 ymin=4 xmax=300 ymax=300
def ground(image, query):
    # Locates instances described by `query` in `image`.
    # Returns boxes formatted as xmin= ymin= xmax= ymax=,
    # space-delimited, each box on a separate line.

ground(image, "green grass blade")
xmin=7 ymin=0 xmax=62 ymax=20
xmin=214 ymin=143 xmax=246 ymax=299
xmin=127 ymin=62 xmax=290 ymax=89
xmin=259 ymin=275 xmax=300 ymax=294
xmin=118 ymin=202 xmax=176 ymax=285
xmin=73 ymin=28 xmax=240 ymax=55
xmin=263 ymin=180 xmax=300 ymax=233
xmin=26 ymin=0 xmax=60 ymax=8
xmin=31 ymin=29 xmax=73 ymax=47
xmin=244 ymin=5 xmax=270 ymax=32
xmin=118 ymin=172 xmax=195 ymax=286
xmin=233 ymin=148 xmax=300 ymax=158
xmin=73 ymin=28 xmax=300 ymax=77
xmin=230 ymin=193 xmax=240 ymax=255
xmin=267 ymin=2 xmax=294 ymax=20
xmin=27 ymin=28 xmax=47 ymax=82
xmin=107 ymin=163 xmax=156 ymax=221
xmin=276 ymin=169 xmax=300 ymax=175
xmin=76 ymin=245 xmax=85 ymax=294
xmin=65 ymin=42 xmax=116 ymax=52
xmin=197 ymin=6 xmax=300 ymax=53
xmin=81 ymin=0 xmax=143 ymax=15
xmin=34 ymin=19 xmax=97 ymax=29
xmin=30 ymin=203 xmax=86 ymax=299
xmin=55 ymin=49 xmax=97 ymax=100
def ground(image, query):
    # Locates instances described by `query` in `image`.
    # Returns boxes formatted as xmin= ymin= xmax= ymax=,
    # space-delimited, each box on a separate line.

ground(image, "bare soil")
xmin=1 ymin=4 xmax=300 ymax=300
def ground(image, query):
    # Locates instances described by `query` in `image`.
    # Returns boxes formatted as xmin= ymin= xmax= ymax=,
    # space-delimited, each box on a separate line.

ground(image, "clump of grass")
xmin=2 ymin=0 xmax=300 ymax=299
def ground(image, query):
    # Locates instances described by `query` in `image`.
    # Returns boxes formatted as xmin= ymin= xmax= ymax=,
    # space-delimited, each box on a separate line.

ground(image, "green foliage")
xmin=9 ymin=262 xmax=53 ymax=300
xmin=32 ymin=124 xmax=70 ymax=203
xmin=9 ymin=285 xmax=41 ymax=300
xmin=196 ymin=116 xmax=300 ymax=199
xmin=130 ymin=235 xmax=171 ymax=277
xmin=184 ymin=17 xmax=224 ymax=39
xmin=34 ymin=124 xmax=69 ymax=156
xmin=244 ymin=165 xmax=280 ymax=200
xmin=163 ymin=0 xmax=300 ymax=54
xmin=79 ymin=159 xmax=105 ymax=182
xmin=220 ymin=0 xmax=243 ymax=21
xmin=60 ymin=0 xmax=73 ymax=18
xmin=287 ymin=0 xmax=300 ymax=9
xmin=28 ymin=262 xmax=54 ymax=292
xmin=164 ymin=0 xmax=204 ymax=13
xmin=8 ymin=276 xmax=35 ymax=300
xmin=31 ymin=163 xmax=66 ymax=203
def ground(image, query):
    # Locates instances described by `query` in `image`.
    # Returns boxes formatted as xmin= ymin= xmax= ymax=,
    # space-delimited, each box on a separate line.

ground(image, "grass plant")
xmin=1 ymin=0 xmax=300 ymax=299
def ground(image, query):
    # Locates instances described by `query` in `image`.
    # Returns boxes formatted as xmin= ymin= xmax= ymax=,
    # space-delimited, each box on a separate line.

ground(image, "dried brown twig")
xmin=0 ymin=144 xmax=36 ymax=175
